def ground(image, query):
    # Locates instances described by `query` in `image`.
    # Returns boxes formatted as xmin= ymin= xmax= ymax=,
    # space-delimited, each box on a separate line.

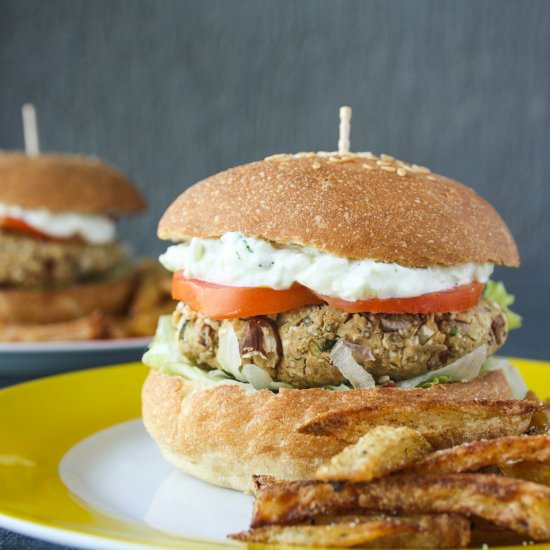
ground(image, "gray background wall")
xmin=0 ymin=0 xmax=549 ymax=360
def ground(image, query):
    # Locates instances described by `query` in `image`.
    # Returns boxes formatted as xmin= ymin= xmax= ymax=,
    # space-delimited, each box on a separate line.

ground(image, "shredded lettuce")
xmin=417 ymin=375 xmax=455 ymax=388
xmin=484 ymin=280 xmax=522 ymax=330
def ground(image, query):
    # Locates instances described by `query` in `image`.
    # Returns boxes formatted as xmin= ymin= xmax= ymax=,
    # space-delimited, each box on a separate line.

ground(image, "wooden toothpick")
xmin=22 ymin=103 xmax=40 ymax=156
xmin=338 ymin=106 xmax=352 ymax=154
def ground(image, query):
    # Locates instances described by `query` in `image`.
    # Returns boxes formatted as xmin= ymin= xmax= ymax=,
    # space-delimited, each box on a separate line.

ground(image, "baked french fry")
xmin=114 ymin=259 xmax=174 ymax=337
xmin=313 ymin=513 xmax=471 ymax=549
xmin=230 ymin=518 xmax=414 ymax=547
xmin=470 ymin=518 xmax=531 ymax=547
xmin=500 ymin=461 xmax=550 ymax=486
xmin=126 ymin=305 xmax=174 ymax=337
xmin=403 ymin=435 xmax=550 ymax=475
xmin=525 ymin=391 xmax=550 ymax=434
xmin=252 ymin=474 xmax=280 ymax=494
xmin=298 ymin=398 xmax=541 ymax=449
xmin=251 ymin=474 xmax=550 ymax=540
xmin=316 ymin=425 xmax=432 ymax=482
xmin=129 ymin=260 xmax=172 ymax=315
xmin=0 ymin=311 xmax=107 ymax=342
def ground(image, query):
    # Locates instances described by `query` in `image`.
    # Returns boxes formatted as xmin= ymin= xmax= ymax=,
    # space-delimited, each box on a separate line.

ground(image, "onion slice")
xmin=482 ymin=356 xmax=528 ymax=399
xmin=330 ymin=340 xmax=376 ymax=389
xmin=397 ymin=345 xmax=487 ymax=388
xmin=216 ymin=323 xmax=244 ymax=380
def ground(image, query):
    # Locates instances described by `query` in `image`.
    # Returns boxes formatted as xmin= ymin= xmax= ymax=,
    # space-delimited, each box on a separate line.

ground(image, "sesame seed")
xmin=380 ymin=165 xmax=396 ymax=172
xmin=265 ymin=153 xmax=290 ymax=161
xmin=396 ymin=168 xmax=407 ymax=176
xmin=426 ymin=175 xmax=436 ymax=181
xmin=381 ymin=153 xmax=394 ymax=161
xmin=312 ymin=161 xmax=321 ymax=170
xmin=362 ymin=163 xmax=374 ymax=170
xmin=356 ymin=151 xmax=376 ymax=159
xmin=411 ymin=164 xmax=431 ymax=174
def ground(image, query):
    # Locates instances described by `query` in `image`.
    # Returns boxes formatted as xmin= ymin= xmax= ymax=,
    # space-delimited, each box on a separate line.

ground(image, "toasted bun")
xmin=159 ymin=153 xmax=518 ymax=267
xmin=0 ymin=268 xmax=138 ymax=324
xmin=142 ymin=368 xmax=530 ymax=493
xmin=0 ymin=152 xmax=146 ymax=215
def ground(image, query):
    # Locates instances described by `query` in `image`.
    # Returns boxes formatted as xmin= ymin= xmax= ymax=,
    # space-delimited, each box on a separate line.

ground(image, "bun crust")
xmin=158 ymin=154 xmax=518 ymax=267
xmin=0 ymin=268 xmax=138 ymax=324
xmin=0 ymin=152 xmax=146 ymax=215
xmin=142 ymin=368 xmax=524 ymax=492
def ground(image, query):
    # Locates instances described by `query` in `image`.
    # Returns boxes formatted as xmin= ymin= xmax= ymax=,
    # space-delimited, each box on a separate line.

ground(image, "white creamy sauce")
xmin=160 ymin=232 xmax=493 ymax=300
xmin=0 ymin=203 xmax=116 ymax=244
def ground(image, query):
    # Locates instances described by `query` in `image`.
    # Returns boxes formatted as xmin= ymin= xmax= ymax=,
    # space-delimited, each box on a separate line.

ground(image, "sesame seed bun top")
xmin=158 ymin=152 xmax=519 ymax=268
xmin=0 ymin=152 xmax=146 ymax=215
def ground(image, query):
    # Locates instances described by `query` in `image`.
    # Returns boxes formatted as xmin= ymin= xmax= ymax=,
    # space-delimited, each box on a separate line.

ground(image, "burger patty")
xmin=0 ymin=230 xmax=127 ymax=288
xmin=174 ymin=298 xmax=508 ymax=388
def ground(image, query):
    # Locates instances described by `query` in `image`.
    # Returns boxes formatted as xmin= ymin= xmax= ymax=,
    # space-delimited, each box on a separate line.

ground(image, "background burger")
xmin=142 ymin=150 xmax=526 ymax=492
xmin=0 ymin=152 xmax=153 ymax=341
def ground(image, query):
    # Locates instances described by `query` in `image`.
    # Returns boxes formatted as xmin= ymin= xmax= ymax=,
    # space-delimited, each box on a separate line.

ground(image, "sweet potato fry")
xmin=230 ymin=518 xmax=414 ymax=547
xmin=316 ymin=425 xmax=432 ymax=482
xmin=251 ymin=474 xmax=550 ymax=540
xmin=298 ymin=399 xmax=541 ymax=449
xmin=403 ymin=435 xmax=550 ymax=475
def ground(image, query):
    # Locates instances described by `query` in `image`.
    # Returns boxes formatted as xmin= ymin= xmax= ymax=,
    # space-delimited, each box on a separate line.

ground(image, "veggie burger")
xmin=0 ymin=152 xmax=146 ymax=333
xmin=142 ymin=150 xmax=523 ymax=491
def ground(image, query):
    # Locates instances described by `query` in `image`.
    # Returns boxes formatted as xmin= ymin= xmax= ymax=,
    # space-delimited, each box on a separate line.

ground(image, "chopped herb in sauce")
xmin=243 ymin=239 xmax=253 ymax=253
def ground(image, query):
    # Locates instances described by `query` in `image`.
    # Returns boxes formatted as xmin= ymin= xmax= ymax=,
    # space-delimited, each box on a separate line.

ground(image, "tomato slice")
xmin=0 ymin=217 xmax=77 ymax=242
xmin=172 ymin=272 xmax=323 ymax=320
xmin=172 ymin=272 xmax=484 ymax=318
xmin=321 ymin=282 xmax=484 ymax=314
xmin=0 ymin=217 xmax=53 ymax=239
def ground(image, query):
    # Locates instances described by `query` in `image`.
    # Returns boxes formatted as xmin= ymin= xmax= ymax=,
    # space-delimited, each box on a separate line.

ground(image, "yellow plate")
xmin=0 ymin=359 xmax=549 ymax=549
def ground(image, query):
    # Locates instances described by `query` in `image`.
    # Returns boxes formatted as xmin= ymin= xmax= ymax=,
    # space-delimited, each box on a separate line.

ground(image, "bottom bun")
xmin=142 ymin=368 xmax=530 ymax=493
xmin=0 ymin=268 xmax=138 ymax=324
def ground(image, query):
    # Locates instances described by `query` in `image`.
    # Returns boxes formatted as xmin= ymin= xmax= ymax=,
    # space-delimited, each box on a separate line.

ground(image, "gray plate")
xmin=0 ymin=338 xmax=150 ymax=379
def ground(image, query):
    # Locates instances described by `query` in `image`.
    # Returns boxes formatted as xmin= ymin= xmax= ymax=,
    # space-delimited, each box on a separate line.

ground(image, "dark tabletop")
xmin=0 ymin=531 xmax=67 ymax=550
